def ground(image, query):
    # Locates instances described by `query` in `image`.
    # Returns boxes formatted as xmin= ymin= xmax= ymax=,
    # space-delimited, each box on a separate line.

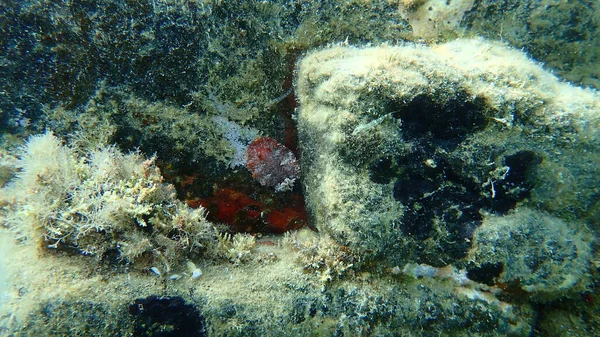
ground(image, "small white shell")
xmin=169 ymin=274 xmax=182 ymax=280
xmin=186 ymin=261 xmax=197 ymax=271
xmin=191 ymin=269 xmax=203 ymax=279
xmin=186 ymin=261 xmax=203 ymax=279
xmin=150 ymin=267 xmax=161 ymax=276
xmin=424 ymin=159 xmax=437 ymax=168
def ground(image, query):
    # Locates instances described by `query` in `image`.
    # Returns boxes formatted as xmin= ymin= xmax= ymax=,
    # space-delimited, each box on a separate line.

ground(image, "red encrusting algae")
xmin=189 ymin=187 xmax=307 ymax=234
xmin=180 ymin=134 xmax=309 ymax=234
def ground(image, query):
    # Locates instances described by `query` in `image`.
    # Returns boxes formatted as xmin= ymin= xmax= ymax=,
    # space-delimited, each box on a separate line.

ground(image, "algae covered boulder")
xmin=295 ymin=38 xmax=599 ymax=283
xmin=468 ymin=208 xmax=594 ymax=301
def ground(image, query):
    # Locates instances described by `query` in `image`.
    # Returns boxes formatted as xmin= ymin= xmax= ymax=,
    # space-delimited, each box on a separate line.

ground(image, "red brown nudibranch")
xmin=246 ymin=137 xmax=300 ymax=192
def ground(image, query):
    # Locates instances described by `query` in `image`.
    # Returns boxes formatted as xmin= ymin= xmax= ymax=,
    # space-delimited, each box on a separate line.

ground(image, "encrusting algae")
xmin=0 ymin=1 xmax=599 ymax=336
xmin=1 ymin=132 xmax=220 ymax=268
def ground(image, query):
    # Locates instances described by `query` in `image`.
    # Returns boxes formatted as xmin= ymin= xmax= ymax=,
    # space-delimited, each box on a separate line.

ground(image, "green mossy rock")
xmin=296 ymin=38 xmax=599 ymax=277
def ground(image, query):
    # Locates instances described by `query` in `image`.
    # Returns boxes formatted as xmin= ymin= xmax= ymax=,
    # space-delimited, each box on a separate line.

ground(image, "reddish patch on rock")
xmin=190 ymin=187 xmax=307 ymax=234
xmin=246 ymin=137 xmax=300 ymax=192
xmin=193 ymin=188 xmax=261 ymax=233
xmin=582 ymin=292 xmax=595 ymax=305
xmin=265 ymin=208 xmax=305 ymax=233
xmin=265 ymin=194 xmax=308 ymax=233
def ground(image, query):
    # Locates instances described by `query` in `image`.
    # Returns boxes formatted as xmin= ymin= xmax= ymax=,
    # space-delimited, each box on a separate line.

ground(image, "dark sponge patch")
xmin=129 ymin=295 xmax=207 ymax=337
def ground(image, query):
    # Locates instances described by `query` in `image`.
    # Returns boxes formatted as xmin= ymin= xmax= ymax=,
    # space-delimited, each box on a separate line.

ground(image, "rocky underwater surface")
xmin=0 ymin=1 xmax=599 ymax=336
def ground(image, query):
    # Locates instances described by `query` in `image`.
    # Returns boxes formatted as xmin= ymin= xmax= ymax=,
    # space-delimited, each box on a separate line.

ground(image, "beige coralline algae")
xmin=296 ymin=38 xmax=599 ymax=300
xmin=1 ymin=132 xmax=219 ymax=266
xmin=398 ymin=0 xmax=476 ymax=38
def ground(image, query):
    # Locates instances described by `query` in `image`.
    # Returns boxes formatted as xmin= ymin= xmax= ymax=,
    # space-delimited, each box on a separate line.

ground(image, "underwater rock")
xmin=468 ymin=208 xmax=594 ymax=301
xmin=296 ymin=38 xmax=600 ymax=274
xmin=463 ymin=0 xmax=600 ymax=89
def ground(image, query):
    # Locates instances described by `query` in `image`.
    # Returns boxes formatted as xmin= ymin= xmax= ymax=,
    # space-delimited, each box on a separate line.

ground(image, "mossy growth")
xmin=468 ymin=208 xmax=594 ymax=301
xmin=0 ymin=132 xmax=220 ymax=269
xmin=463 ymin=0 xmax=600 ymax=89
xmin=296 ymin=39 xmax=600 ymax=277
xmin=282 ymin=228 xmax=357 ymax=283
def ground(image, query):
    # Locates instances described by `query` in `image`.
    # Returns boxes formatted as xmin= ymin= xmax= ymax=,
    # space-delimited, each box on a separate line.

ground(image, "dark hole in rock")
xmin=382 ymin=95 xmax=542 ymax=265
xmin=467 ymin=262 xmax=504 ymax=286
xmin=369 ymin=157 xmax=395 ymax=184
xmin=100 ymin=248 xmax=129 ymax=271
xmin=391 ymin=148 xmax=541 ymax=264
xmin=393 ymin=149 xmax=481 ymax=217
xmin=504 ymin=151 xmax=542 ymax=187
xmin=393 ymin=151 xmax=484 ymax=263
xmin=393 ymin=147 xmax=540 ymax=263
xmin=390 ymin=92 xmax=489 ymax=144
xmin=488 ymin=150 xmax=542 ymax=214
xmin=129 ymin=295 xmax=207 ymax=337
xmin=397 ymin=183 xmax=483 ymax=263
xmin=393 ymin=173 xmax=438 ymax=205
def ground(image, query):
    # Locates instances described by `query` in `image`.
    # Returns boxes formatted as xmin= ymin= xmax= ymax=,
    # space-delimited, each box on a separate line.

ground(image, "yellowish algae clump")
xmin=1 ymin=132 xmax=218 ymax=266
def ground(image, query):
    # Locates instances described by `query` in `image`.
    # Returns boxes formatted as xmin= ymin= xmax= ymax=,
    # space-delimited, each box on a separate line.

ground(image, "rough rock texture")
xmin=463 ymin=0 xmax=600 ymax=89
xmin=296 ymin=39 xmax=599 ymax=296
xmin=469 ymin=208 xmax=594 ymax=301
xmin=0 ymin=228 xmax=535 ymax=337
xmin=1 ymin=1 xmax=600 ymax=335
xmin=0 ymin=0 xmax=408 ymax=168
